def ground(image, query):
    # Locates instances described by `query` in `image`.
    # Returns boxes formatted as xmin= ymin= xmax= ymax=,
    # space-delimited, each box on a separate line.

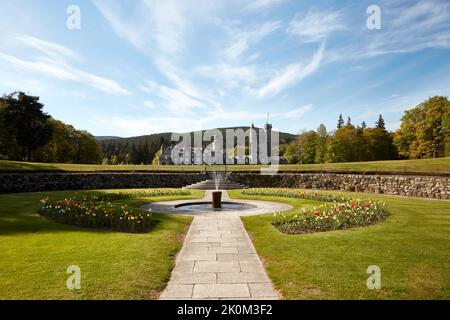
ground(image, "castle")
xmin=158 ymin=123 xmax=274 ymax=166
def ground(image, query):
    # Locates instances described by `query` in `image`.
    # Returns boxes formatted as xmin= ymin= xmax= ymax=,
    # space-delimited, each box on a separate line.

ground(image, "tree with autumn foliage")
xmin=394 ymin=96 xmax=450 ymax=159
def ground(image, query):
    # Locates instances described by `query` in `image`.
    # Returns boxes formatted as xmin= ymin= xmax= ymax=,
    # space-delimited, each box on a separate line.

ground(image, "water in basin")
xmin=175 ymin=202 xmax=256 ymax=212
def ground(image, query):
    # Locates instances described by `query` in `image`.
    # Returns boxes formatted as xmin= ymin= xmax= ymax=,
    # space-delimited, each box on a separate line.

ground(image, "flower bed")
xmin=274 ymin=200 xmax=389 ymax=234
xmin=38 ymin=195 xmax=154 ymax=233
xmin=242 ymin=188 xmax=389 ymax=234
xmin=38 ymin=189 xmax=192 ymax=233
xmin=94 ymin=189 xmax=191 ymax=201
xmin=242 ymin=188 xmax=350 ymax=203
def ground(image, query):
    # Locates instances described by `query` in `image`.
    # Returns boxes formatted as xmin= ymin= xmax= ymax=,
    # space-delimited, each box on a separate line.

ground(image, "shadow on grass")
xmin=0 ymin=190 xmax=189 ymax=236
xmin=0 ymin=161 xmax=66 ymax=172
xmin=0 ymin=208 xmax=184 ymax=236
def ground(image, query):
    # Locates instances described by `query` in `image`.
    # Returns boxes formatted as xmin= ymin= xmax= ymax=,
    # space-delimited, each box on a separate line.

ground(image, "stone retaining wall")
xmin=228 ymin=173 xmax=450 ymax=200
xmin=0 ymin=172 xmax=208 ymax=193
xmin=1 ymin=172 xmax=449 ymax=199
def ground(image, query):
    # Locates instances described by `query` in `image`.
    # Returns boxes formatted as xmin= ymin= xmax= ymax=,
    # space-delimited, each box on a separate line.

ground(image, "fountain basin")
xmin=175 ymin=202 xmax=256 ymax=212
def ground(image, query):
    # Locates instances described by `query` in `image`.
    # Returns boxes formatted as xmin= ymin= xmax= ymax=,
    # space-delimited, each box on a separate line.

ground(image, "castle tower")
xmin=265 ymin=114 xmax=272 ymax=159
xmin=249 ymin=123 xmax=257 ymax=164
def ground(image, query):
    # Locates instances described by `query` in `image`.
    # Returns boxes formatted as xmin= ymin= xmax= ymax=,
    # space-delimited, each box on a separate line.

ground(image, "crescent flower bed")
xmin=243 ymin=188 xmax=389 ymax=234
xmin=93 ymin=189 xmax=191 ymax=201
xmin=38 ymin=189 xmax=191 ymax=233
xmin=242 ymin=188 xmax=351 ymax=203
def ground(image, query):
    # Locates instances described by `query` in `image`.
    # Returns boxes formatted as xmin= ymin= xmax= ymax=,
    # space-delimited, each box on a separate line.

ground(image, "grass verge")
xmin=1 ymin=158 xmax=449 ymax=174
xmin=0 ymin=189 xmax=203 ymax=300
xmin=229 ymin=189 xmax=450 ymax=300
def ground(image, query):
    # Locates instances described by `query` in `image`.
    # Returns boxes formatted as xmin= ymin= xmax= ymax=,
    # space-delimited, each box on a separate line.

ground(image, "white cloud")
xmin=141 ymin=80 xmax=205 ymax=113
xmin=12 ymin=34 xmax=81 ymax=61
xmin=91 ymin=0 xmax=149 ymax=49
xmin=100 ymin=109 xmax=268 ymax=136
xmin=278 ymin=104 xmax=312 ymax=118
xmin=224 ymin=20 xmax=282 ymax=60
xmin=101 ymin=116 xmax=202 ymax=136
xmin=194 ymin=21 xmax=282 ymax=94
xmin=144 ymin=101 xmax=156 ymax=109
xmin=93 ymin=0 xmax=196 ymax=55
xmin=253 ymin=42 xmax=325 ymax=98
xmin=288 ymin=9 xmax=346 ymax=43
xmin=153 ymin=57 xmax=209 ymax=103
xmin=93 ymin=1 xmax=221 ymax=110
xmin=196 ymin=63 xmax=257 ymax=90
xmin=0 ymin=53 xmax=129 ymax=96
xmin=368 ymin=0 xmax=450 ymax=55
xmin=142 ymin=0 xmax=187 ymax=54
xmin=248 ymin=52 xmax=261 ymax=62
xmin=244 ymin=0 xmax=288 ymax=12
xmin=328 ymin=0 xmax=450 ymax=61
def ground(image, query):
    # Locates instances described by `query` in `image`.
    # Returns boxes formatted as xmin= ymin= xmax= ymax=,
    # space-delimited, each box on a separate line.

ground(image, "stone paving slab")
xmin=159 ymin=191 xmax=280 ymax=300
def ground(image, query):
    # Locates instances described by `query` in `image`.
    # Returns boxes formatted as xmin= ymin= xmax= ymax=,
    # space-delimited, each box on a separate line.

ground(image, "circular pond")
xmin=175 ymin=202 xmax=256 ymax=212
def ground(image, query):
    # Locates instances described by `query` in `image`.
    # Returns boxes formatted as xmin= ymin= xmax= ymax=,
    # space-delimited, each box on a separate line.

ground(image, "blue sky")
xmin=0 ymin=0 xmax=449 ymax=137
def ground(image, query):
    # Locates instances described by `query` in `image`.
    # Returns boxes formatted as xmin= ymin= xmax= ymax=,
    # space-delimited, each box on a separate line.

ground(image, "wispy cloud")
xmin=252 ymin=42 xmax=325 ymax=98
xmin=144 ymin=101 xmax=156 ymax=109
xmin=91 ymin=0 xmax=150 ymax=49
xmin=12 ymin=34 xmax=81 ymax=61
xmin=288 ymin=8 xmax=346 ymax=43
xmin=368 ymin=0 xmax=450 ymax=55
xmin=195 ymin=62 xmax=258 ymax=91
xmin=278 ymin=104 xmax=313 ymax=118
xmin=244 ymin=0 xmax=288 ymax=12
xmin=93 ymin=0 xmax=219 ymax=109
xmin=100 ymin=109 xmax=268 ymax=136
xmin=140 ymin=80 xmax=205 ymax=113
xmin=224 ymin=21 xmax=282 ymax=60
xmin=100 ymin=116 xmax=202 ymax=136
xmin=93 ymin=0 xmax=196 ymax=55
xmin=142 ymin=0 xmax=187 ymax=54
xmin=328 ymin=0 xmax=450 ymax=61
xmin=0 ymin=35 xmax=129 ymax=95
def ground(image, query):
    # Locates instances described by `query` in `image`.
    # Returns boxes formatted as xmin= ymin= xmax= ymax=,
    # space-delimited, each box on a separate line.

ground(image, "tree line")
xmin=1 ymin=92 xmax=448 ymax=166
xmin=100 ymin=139 xmax=163 ymax=165
xmin=283 ymin=96 xmax=450 ymax=164
xmin=0 ymin=92 xmax=101 ymax=164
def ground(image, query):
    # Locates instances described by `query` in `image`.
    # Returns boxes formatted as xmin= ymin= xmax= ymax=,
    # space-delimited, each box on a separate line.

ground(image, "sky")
xmin=0 ymin=0 xmax=449 ymax=137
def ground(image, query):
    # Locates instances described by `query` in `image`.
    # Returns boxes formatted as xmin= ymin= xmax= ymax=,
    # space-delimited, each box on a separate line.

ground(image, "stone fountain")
xmin=211 ymin=171 xmax=222 ymax=209
xmin=212 ymin=191 xmax=222 ymax=209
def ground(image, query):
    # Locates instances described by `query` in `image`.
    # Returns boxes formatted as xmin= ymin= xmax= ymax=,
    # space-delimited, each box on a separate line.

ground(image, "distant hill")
xmin=97 ymin=127 xmax=297 ymax=165
xmin=96 ymin=136 xmax=123 ymax=141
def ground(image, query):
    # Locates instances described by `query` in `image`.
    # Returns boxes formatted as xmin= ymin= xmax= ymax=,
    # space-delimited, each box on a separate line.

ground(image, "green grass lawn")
xmin=1 ymin=157 xmax=449 ymax=174
xmin=229 ymin=190 xmax=450 ymax=300
xmin=0 ymin=189 xmax=203 ymax=300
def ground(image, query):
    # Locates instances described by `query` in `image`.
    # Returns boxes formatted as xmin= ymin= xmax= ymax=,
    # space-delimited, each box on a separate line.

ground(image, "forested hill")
xmin=97 ymin=127 xmax=296 ymax=165
xmin=96 ymin=136 xmax=122 ymax=141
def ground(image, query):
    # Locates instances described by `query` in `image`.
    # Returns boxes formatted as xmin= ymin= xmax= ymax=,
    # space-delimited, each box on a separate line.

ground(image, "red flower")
xmin=314 ymin=212 xmax=321 ymax=217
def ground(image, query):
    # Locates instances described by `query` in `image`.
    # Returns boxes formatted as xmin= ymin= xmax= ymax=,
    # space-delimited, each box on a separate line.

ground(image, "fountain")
xmin=212 ymin=191 xmax=222 ymax=209
xmin=142 ymin=168 xmax=294 ymax=214
xmin=211 ymin=171 xmax=222 ymax=209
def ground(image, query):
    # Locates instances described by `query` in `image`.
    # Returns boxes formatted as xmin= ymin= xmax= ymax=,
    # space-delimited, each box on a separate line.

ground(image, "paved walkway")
xmin=160 ymin=191 xmax=279 ymax=300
